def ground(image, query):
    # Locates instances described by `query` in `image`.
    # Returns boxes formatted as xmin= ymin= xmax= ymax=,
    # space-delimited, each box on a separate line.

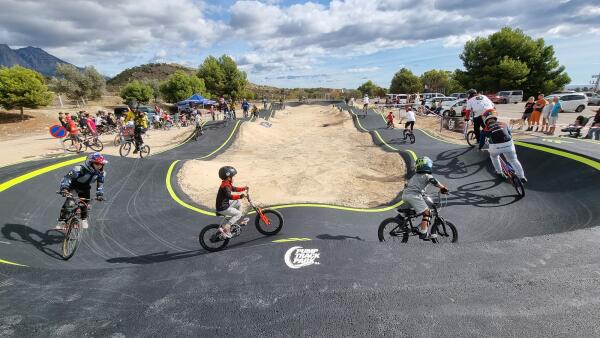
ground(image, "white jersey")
xmin=404 ymin=110 xmax=416 ymax=122
xmin=466 ymin=95 xmax=495 ymax=118
xmin=363 ymin=96 xmax=369 ymax=104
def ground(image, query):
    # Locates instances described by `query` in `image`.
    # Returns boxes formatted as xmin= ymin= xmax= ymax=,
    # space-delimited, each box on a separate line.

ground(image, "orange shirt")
xmin=534 ymin=99 xmax=546 ymax=111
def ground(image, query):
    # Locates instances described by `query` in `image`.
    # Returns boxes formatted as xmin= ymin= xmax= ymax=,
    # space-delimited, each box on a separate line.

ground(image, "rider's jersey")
xmin=363 ymin=97 xmax=369 ymax=105
xmin=403 ymin=173 xmax=439 ymax=197
xmin=404 ymin=110 xmax=416 ymax=122
xmin=60 ymin=163 xmax=105 ymax=196
xmin=466 ymin=95 xmax=495 ymax=118
xmin=479 ymin=121 xmax=512 ymax=148
xmin=216 ymin=180 xmax=245 ymax=212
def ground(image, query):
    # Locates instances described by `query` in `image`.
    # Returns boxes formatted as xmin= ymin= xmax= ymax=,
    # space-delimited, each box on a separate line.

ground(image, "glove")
xmin=60 ymin=189 xmax=70 ymax=197
xmin=96 ymin=195 xmax=105 ymax=201
xmin=440 ymin=187 xmax=449 ymax=195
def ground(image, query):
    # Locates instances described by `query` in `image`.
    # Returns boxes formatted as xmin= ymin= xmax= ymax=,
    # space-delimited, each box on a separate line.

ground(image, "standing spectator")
xmin=209 ymin=105 xmax=216 ymax=121
xmin=530 ymin=94 xmax=546 ymax=132
xmin=86 ymin=112 xmax=97 ymax=136
xmin=541 ymin=97 xmax=554 ymax=134
xmin=262 ymin=97 xmax=268 ymax=109
xmin=523 ymin=97 xmax=535 ymax=131
xmin=78 ymin=111 xmax=88 ymax=133
xmin=58 ymin=112 xmax=68 ymax=129
xmin=584 ymin=108 xmax=600 ymax=140
xmin=65 ymin=113 xmax=81 ymax=151
xmin=546 ymin=96 xmax=561 ymax=135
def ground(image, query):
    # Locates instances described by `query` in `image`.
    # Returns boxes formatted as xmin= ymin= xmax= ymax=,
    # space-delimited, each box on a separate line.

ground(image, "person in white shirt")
xmin=403 ymin=105 xmax=416 ymax=131
xmin=362 ymin=95 xmax=370 ymax=115
xmin=465 ymin=89 xmax=495 ymax=142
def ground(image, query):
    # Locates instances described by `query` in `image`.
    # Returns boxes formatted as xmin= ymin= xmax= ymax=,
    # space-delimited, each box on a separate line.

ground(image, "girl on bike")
xmin=402 ymin=157 xmax=449 ymax=239
xmin=386 ymin=111 xmax=394 ymax=129
xmin=215 ymin=166 xmax=249 ymax=238
xmin=479 ymin=110 xmax=527 ymax=183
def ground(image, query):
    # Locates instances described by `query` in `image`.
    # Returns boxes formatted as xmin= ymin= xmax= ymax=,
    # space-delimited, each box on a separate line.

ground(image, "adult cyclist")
xmin=465 ymin=89 xmax=495 ymax=143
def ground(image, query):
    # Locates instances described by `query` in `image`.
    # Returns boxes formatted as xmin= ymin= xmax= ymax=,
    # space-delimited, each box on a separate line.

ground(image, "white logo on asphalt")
xmin=284 ymin=246 xmax=320 ymax=269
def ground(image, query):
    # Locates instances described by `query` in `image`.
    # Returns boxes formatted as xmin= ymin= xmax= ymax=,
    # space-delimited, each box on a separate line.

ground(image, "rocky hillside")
xmin=106 ymin=63 xmax=196 ymax=88
xmin=0 ymin=44 xmax=76 ymax=76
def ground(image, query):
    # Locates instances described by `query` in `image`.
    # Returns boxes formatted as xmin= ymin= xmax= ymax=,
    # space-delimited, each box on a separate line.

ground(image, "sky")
xmin=0 ymin=0 xmax=599 ymax=89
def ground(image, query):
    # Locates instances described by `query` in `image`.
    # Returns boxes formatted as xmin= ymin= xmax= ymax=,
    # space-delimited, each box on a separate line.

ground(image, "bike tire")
xmin=62 ymin=138 xmax=82 ymax=153
xmin=139 ymin=145 xmax=150 ymax=158
xmin=377 ymin=217 xmax=409 ymax=243
xmin=119 ymin=142 xmax=131 ymax=157
xmin=88 ymin=138 xmax=104 ymax=151
xmin=512 ymin=175 xmax=525 ymax=197
xmin=466 ymin=131 xmax=477 ymax=147
xmin=430 ymin=219 xmax=458 ymax=244
xmin=62 ymin=218 xmax=81 ymax=260
xmin=199 ymin=224 xmax=229 ymax=252
xmin=409 ymin=133 xmax=415 ymax=144
xmin=255 ymin=209 xmax=284 ymax=235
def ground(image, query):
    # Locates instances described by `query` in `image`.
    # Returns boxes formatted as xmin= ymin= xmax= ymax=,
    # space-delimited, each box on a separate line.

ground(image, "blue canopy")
xmin=177 ymin=93 xmax=205 ymax=106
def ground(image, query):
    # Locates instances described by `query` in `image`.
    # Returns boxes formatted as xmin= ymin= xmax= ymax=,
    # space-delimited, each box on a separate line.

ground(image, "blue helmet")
xmin=415 ymin=156 xmax=433 ymax=174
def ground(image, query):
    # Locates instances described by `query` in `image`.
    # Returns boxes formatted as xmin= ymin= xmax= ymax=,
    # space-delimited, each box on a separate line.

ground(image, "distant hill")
xmin=107 ymin=63 xmax=196 ymax=88
xmin=0 ymin=44 xmax=77 ymax=76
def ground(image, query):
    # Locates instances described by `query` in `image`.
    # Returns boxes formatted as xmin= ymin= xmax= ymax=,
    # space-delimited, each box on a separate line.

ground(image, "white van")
xmin=497 ymin=90 xmax=523 ymax=104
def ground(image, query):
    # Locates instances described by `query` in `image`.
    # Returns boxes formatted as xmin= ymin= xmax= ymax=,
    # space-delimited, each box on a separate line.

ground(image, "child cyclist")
xmin=56 ymin=153 xmax=107 ymax=229
xmin=386 ymin=111 xmax=394 ymax=129
xmin=215 ymin=166 xmax=249 ymax=238
xmin=401 ymin=157 xmax=449 ymax=240
xmin=479 ymin=110 xmax=527 ymax=183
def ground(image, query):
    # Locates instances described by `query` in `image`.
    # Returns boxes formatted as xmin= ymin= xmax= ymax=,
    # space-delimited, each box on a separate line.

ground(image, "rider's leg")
xmin=419 ymin=209 xmax=431 ymax=234
xmin=133 ymin=127 xmax=142 ymax=151
xmin=77 ymin=189 xmax=91 ymax=228
xmin=488 ymin=149 xmax=503 ymax=176
xmin=502 ymin=149 xmax=526 ymax=179
xmin=408 ymin=121 xmax=414 ymax=131
xmin=220 ymin=200 xmax=243 ymax=235
xmin=473 ymin=116 xmax=484 ymax=142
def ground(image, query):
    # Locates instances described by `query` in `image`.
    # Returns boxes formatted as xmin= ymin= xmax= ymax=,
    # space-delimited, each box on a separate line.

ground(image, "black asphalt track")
xmin=1 ymin=103 xmax=599 ymax=336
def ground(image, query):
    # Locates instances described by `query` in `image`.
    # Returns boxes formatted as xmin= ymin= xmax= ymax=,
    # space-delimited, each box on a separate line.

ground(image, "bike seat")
xmin=397 ymin=207 xmax=416 ymax=215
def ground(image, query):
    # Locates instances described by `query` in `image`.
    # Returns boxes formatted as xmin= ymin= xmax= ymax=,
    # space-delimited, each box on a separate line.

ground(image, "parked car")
xmin=425 ymin=96 xmax=456 ymax=109
xmin=113 ymin=106 xmax=130 ymax=117
xmin=449 ymin=92 xmax=468 ymax=99
xmin=422 ymin=92 xmax=445 ymax=101
xmin=442 ymin=99 xmax=467 ymax=117
xmin=588 ymin=93 xmax=600 ymax=106
xmin=582 ymin=91 xmax=597 ymax=98
xmin=489 ymin=90 xmax=523 ymax=104
xmin=545 ymin=93 xmax=588 ymax=113
xmin=551 ymin=90 xmax=575 ymax=95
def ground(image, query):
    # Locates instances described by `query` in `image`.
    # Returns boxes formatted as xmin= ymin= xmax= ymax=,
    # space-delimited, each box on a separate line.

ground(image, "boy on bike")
xmin=132 ymin=109 xmax=148 ymax=154
xmin=215 ymin=166 xmax=249 ymax=238
xmin=402 ymin=157 xmax=449 ymax=239
xmin=479 ymin=110 xmax=527 ymax=183
xmin=403 ymin=105 xmax=416 ymax=132
xmin=251 ymin=105 xmax=259 ymax=119
xmin=386 ymin=111 xmax=394 ymax=129
xmin=56 ymin=153 xmax=107 ymax=229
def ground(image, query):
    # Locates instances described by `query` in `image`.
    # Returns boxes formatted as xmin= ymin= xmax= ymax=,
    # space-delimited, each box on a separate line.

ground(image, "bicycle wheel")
xmin=430 ymin=219 xmax=458 ymax=244
xmin=466 ymin=131 xmax=477 ymax=147
xmin=199 ymin=224 xmax=229 ymax=252
xmin=511 ymin=175 xmax=525 ymax=197
xmin=62 ymin=138 xmax=81 ymax=153
xmin=409 ymin=133 xmax=416 ymax=144
xmin=377 ymin=217 xmax=409 ymax=243
xmin=139 ymin=144 xmax=150 ymax=158
xmin=88 ymin=138 xmax=104 ymax=151
xmin=119 ymin=142 xmax=131 ymax=157
xmin=62 ymin=218 xmax=82 ymax=260
xmin=255 ymin=209 xmax=284 ymax=235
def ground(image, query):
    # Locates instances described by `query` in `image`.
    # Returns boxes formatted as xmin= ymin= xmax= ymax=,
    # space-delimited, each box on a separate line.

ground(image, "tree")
xmin=120 ymin=80 xmax=154 ymax=105
xmin=457 ymin=27 xmax=570 ymax=97
xmin=357 ymin=80 xmax=378 ymax=96
xmin=49 ymin=77 xmax=74 ymax=108
xmin=0 ymin=65 xmax=53 ymax=120
xmin=421 ymin=70 xmax=449 ymax=93
xmin=159 ymin=71 xmax=207 ymax=103
xmin=54 ymin=64 xmax=105 ymax=105
xmin=390 ymin=68 xmax=422 ymax=94
xmin=197 ymin=55 xmax=248 ymax=99
xmin=143 ymin=79 xmax=161 ymax=102
xmin=447 ymin=70 xmax=466 ymax=94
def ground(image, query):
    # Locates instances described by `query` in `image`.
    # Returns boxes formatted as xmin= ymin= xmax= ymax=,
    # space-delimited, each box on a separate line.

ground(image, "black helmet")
xmin=467 ymin=89 xmax=477 ymax=98
xmin=218 ymin=166 xmax=237 ymax=180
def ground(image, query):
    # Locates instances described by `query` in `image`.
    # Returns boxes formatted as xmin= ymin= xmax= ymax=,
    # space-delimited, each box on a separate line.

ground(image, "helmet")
xmin=482 ymin=110 xmax=498 ymax=125
xmin=86 ymin=152 xmax=107 ymax=170
xmin=467 ymin=89 xmax=477 ymax=98
xmin=218 ymin=166 xmax=237 ymax=180
xmin=415 ymin=156 xmax=433 ymax=174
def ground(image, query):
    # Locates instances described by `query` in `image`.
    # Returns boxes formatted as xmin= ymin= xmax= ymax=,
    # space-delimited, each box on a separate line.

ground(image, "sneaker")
xmin=218 ymin=227 xmax=232 ymax=239
xmin=535 ymin=126 xmax=539 ymax=132
xmin=496 ymin=172 xmax=507 ymax=179
xmin=520 ymin=177 xmax=528 ymax=183
xmin=238 ymin=217 xmax=250 ymax=226
xmin=53 ymin=220 xmax=66 ymax=230
xmin=81 ymin=219 xmax=89 ymax=229
xmin=418 ymin=228 xmax=428 ymax=239
xmin=133 ymin=149 xmax=139 ymax=154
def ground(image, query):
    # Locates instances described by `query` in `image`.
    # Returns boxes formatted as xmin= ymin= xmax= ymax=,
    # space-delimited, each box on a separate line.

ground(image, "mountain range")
xmin=0 ymin=44 xmax=76 ymax=76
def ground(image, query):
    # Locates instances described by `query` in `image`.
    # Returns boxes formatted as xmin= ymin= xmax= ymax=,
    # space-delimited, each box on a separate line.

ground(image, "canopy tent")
xmin=177 ymin=94 xmax=216 ymax=107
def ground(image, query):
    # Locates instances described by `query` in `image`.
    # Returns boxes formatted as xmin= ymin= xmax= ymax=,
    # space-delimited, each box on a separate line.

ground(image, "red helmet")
xmin=87 ymin=152 xmax=108 ymax=167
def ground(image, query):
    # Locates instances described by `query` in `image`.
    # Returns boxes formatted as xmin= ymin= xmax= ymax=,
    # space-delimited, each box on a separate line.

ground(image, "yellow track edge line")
xmin=166 ymin=160 xmax=216 ymax=216
xmin=515 ymin=141 xmax=600 ymax=171
xmin=0 ymin=156 xmax=86 ymax=193
xmin=197 ymin=120 xmax=241 ymax=160
xmin=272 ymin=238 xmax=311 ymax=243
xmin=0 ymin=258 xmax=28 ymax=267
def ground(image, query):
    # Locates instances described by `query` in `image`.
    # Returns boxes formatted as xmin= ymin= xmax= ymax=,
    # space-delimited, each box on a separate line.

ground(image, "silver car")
xmin=588 ymin=94 xmax=600 ymax=106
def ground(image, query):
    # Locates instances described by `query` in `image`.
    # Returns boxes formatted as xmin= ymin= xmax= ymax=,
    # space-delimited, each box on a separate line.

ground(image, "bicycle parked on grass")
xmin=199 ymin=191 xmax=284 ymax=252
xmin=56 ymin=191 xmax=100 ymax=260
xmin=378 ymin=192 xmax=458 ymax=244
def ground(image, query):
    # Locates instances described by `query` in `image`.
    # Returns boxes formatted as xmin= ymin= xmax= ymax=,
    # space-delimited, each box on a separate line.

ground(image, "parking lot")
xmin=495 ymin=101 xmax=598 ymax=128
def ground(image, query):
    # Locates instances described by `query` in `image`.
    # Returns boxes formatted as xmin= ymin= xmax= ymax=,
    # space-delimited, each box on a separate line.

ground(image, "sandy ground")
xmin=0 ymin=126 xmax=194 ymax=167
xmin=178 ymin=105 xmax=406 ymax=209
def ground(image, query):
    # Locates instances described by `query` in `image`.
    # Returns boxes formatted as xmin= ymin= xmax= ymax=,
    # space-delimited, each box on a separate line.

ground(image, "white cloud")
xmin=348 ymin=67 xmax=381 ymax=73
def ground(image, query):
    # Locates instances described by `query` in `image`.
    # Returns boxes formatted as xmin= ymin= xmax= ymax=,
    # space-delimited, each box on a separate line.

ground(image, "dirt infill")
xmin=178 ymin=105 xmax=406 ymax=209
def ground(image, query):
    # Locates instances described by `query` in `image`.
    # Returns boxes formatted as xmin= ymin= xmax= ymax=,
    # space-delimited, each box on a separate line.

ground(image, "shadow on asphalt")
xmin=1 ymin=223 xmax=64 ymax=260
xmin=107 ymin=250 xmax=207 ymax=264
xmin=316 ymin=234 xmax=363 ymax=241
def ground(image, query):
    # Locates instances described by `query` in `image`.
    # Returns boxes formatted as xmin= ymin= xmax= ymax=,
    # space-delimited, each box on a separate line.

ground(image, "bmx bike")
xmin=403 ymin=128 xmax=416 ymax=144
xmin=199 ymin=191 xmax=284 ymax=252
xmin=378 ymin=192 xmax=458 ymax=244
xmin=56 ymin=191 xmax=101 ymax=260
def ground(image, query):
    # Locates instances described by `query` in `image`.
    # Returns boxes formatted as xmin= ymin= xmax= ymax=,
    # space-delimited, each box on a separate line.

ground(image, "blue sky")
xmin=1 ymin=0 xmax=598 ymax=89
